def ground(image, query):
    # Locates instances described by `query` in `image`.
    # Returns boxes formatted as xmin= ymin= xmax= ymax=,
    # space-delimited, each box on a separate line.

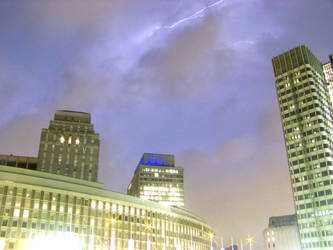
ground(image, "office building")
xmin=323 ymin=57 xmax=333 ymax=103
xmin=263 ymin=214 xmax=301 ymax=250
xmin=127 ymin=153 xmax=185 ymax=207
xmin=0 ymin=110 xmax=216 ymax=250
xmin=37 ymin=110 xmax=99 ymax=182
xmin=0 ymin=165 xmax=215 ymax=250
xmin=272 ymin=45 xmax=333 ymax=249
xmin=0 ymin=155 xmax=37 ymax=170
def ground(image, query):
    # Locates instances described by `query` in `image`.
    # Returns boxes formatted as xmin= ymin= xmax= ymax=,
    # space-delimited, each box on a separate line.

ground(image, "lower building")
xmin=0 ymin=155 xmax=37 ymax=170
xmin=0 ymin=165 xmax=215 ymax=250
xmin=263 ymin=214 xmax=301 ymax=250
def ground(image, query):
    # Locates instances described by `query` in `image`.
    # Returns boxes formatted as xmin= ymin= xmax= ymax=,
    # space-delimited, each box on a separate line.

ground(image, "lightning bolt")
xmin=166 ymin=0 xmax=226 ymax=29
xmin=135 ymin=0 xmax=226 ymax=42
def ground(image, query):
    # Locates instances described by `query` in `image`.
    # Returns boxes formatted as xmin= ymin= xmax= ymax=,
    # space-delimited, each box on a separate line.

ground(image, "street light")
xmin=246 ymin=236 xmax=254 ymax=250
xmin=110 ymin=217 xmax=118 ymax=225
xmin=208 ymin=232 xmax=214 ymax=250
xmin=110 ymin=217 xmax=117 ymax=250
xmin=145 ymin=222 xmax=152 ymax=250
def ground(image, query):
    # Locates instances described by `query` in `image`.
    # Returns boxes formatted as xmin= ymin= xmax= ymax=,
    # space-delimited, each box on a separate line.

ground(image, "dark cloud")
xmin=0 ymin=0 xmax=333 ymax=249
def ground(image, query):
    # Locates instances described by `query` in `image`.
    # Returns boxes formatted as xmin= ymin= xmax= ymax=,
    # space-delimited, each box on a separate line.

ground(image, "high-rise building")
xmin=323 ymin=56 xmax=333 ymax=103
xmin=127 ymin=153 xmax=185 ymax=207
xmin=263 ymin=214 xmax=301 ymax=250
xmin=272 ymin=45 xmax=333 ymax=249
xmin=37 ymin=110 xmax=99 ymax=181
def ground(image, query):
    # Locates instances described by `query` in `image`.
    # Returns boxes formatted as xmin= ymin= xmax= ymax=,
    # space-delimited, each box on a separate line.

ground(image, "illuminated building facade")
xmin=37 ymin=110 xmax=99 ymax=182
xmin=0 ymin=165 xmax=215 ymax=250
xmin=323 ymin=56 xmax=333 ymax=104
xmin=0 ymin=110 xmax=216 ymax=249
xmin=127 ymin=153 xmax=185 ymax=207
xmin=272 ymin=45 xmax=333 ymax=249
xmin=263 ymin=214 xmax=301 ymax=250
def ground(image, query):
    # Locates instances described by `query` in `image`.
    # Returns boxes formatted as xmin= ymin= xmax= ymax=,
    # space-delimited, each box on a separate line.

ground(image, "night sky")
xmin=1 ymin=0 xmax=333 ymax=249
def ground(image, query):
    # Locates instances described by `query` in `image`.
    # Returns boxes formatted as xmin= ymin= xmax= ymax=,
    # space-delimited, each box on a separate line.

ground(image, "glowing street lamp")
xmin=110 ymin=218 xmax=117 ymax=225
xmin=246 ymin=236 xmax=254 ymax=250
xmin=110 ymin=217 xmax=117 ymax=250
xmin=144 ymin=223 xmax=152 ymax=231
xmin=145 ymin=222 xmax=152 ymax=250
xmin=208 ymin=232 xmax=214 ymax=250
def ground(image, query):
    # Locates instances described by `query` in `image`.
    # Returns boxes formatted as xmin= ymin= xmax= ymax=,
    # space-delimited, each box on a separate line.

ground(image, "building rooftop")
xmin=272 ymin=45 xmax=323 ymax=76
xmin=0 ymin=154 xmax=37 ymax=170
xmin=268 ymin=214 xmax=297 ymax=228
xmin=139 ymin=153 xmax=175 ymax=167
xmin=0 ymin=164 xmax=205 ymax=224
xmin=54 ymin=110 xmax=91 ymax=124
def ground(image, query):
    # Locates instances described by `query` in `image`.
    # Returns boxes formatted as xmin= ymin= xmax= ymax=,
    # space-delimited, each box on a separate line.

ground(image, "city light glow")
xmin=23 ymin=232 xmax=83 ymax=250
xmin=128 ymin=238 xmax=134 ymax=250
xmin=0 ymin=240 xmax=5 ymax=250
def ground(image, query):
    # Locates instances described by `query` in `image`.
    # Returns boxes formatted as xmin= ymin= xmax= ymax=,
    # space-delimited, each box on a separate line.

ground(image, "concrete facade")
xmin=37 ymin=110 xmax=99 ymax=182
xmin=0 ymin=155 xmax=37 ymax=170
xmin=0 ymin=165 xmax=215 ymax=250
xmin=263 ymin=214 xmax=301 ymax=250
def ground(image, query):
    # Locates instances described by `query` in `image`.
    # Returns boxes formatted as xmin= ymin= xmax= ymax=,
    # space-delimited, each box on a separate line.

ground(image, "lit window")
xmin=68 ymin=136 xmax=72 ymax=144
xmin=118 ymin=205 xmax=123 ymax=214
xmin=60 ymin=136 xmax=65 ymax=143
xmin=42 ymin=203 xmax=47 ymax=210
xmin=91 ymin=201 xmax=96 ymax=209
xmin=105 ymin=203 xmax=110 ymax=210
xmin=23 ymin=210 xmax=29 ymax=218
xmin=13 ymin=209 xmax=20 ymax=217
xmin=75 ymin=138 xmax=80 ymax=145
xmin=98 ymin=201 xmax=103 ymax=209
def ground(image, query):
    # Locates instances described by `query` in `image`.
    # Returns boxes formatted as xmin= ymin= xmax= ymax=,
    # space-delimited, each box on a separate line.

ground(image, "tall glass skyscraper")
xmin=37 ymin=110 xmax=100 ymax=182
xmin=272 ymin=45 xmax=333 ymax=249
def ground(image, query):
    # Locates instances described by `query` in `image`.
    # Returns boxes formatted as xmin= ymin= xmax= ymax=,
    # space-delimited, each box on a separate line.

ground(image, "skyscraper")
xmin=127 ymin=153 xmax=185 ymax=207
xmin=37 ymin=110 xmax=99 ymax=181
xmin=272 ymin=45 xmax=333 ymax=249
xmin=323 ymin=56 xmax=333 ymax=104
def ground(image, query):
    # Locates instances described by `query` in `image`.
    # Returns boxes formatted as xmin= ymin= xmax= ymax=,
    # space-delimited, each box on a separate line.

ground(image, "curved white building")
xmin=0 ymin=165 xmax=216 ymax=250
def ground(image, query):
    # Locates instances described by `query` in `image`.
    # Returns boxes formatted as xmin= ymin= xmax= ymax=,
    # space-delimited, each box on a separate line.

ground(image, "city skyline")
xmin=1 ymin=0 xmax=333 ymax=249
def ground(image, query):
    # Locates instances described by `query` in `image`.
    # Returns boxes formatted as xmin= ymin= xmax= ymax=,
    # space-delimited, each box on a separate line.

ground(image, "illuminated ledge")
xmin=0 ymin=165 xmax=207 ymax=224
